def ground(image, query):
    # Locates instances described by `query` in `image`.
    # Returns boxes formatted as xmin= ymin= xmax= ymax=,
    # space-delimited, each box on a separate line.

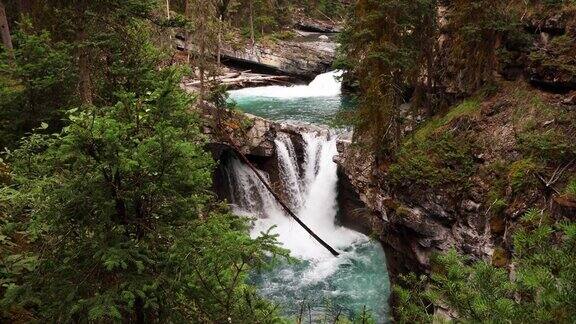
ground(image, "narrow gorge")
xmin=209 ymin=72 xmax=391 ymax=321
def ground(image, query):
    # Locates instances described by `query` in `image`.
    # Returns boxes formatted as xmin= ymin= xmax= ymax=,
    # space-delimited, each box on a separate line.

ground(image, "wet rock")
xmin=198 ymin=104 xmax=324 ymax=159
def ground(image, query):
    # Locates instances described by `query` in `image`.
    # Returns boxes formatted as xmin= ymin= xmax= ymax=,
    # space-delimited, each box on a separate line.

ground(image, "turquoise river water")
xmin=227 ymin=71 xmax=390 ymax=323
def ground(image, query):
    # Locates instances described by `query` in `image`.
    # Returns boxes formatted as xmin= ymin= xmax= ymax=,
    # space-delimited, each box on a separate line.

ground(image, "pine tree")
xmin=340 ymin=0 xmax=437 ymax=155
xmin=393 ymin=209 xmax=576 ymax=323
xmin=0 ymin=20 xmax=77 ymax=149
xmin=0 ymin=1 xmax=289 ymax=322
xmin=446 ymin=0 xmax=514 ymax=93
xmin=0 ymin=64 xmax=288 ymax=323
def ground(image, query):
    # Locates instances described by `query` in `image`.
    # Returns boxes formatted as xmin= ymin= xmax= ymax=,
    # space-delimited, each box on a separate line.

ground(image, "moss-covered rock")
xmin=388 ymin=99 xmax=480 ymax=192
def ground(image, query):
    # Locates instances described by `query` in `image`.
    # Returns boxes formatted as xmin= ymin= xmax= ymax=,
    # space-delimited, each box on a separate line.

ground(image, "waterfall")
xmin=226 ymin=131 xmax=365 ymax=263
xmin=228 ymin=70 xmax=343 ymax=100
xmin=224 ymin=71 xmax=390 ymax=322
xmin=302 ymin=132 xmax=323 ymax=193
xmin=274 ymin=133 xmax=304 ymax=210
xmin=225 ymin=158 xmax=284 ymax=217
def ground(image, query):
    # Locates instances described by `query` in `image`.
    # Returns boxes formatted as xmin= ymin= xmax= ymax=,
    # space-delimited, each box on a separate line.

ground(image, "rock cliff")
xmin=220 ymin=36 xmax=337 ymax=80
xmin=335 ymin=82 xmax=576 ymax=281
xmin=333 ymin=3 xmax=576 ymax=284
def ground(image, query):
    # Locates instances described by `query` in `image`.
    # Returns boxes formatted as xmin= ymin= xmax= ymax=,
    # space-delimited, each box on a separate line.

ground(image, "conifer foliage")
xmin=0 ymin=1 xmax=287 ymax=322
xmin=338 ymin=0 xmax=437 ymax=154
xmin=394 ymin=209 xmax=576 ymax=323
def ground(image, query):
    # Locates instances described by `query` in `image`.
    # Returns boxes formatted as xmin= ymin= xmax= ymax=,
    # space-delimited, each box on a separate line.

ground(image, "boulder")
xmin=294 ymin=17 xmax=342 ymax=33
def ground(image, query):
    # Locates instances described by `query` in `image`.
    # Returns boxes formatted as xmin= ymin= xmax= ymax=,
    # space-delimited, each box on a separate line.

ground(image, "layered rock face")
xmin=332 ymin=5 xmax=576 ymax=282
xmin=335 ymin=83 xmax=576 ymax=280
xmin=524 ymin=10 xmax=576 ymax=92
xmin=336 ymin=143 xmax=491 ymax=278
xmin=221 ymin=37 xmax=337 ymax=80
xmin=378 ymin=4 xmax=576 ymax=103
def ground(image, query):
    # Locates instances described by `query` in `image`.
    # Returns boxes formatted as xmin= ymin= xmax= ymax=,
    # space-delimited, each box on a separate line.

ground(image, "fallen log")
xmin=229 ymin=143 xmax=340 ymax=257
xmin=185 ymin=72 xmax=292 ymax=88
xmin=212 ymin=116 xmax=339 ymax=257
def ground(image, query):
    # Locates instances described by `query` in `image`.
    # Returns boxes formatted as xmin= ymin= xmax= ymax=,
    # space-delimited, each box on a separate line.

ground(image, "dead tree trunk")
xmin=249 ymin=0 xmax=255 ymax=47
xmin=184 ymin=0 xmax=190 ymax=64
xmin=19 ymin=0 xmax=32 ymax=14
xmin=76 ymin=2 xmax=92 ymax=105
xmin=0 ymin=1 xmax=14 ymax=61
xmin=217 ymin=14 xmax=222 ymax=69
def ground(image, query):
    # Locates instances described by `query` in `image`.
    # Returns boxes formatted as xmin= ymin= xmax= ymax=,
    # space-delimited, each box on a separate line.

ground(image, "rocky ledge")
xmin=198 ymin=103 xmax=326 ymax=159
xmin=197 ymin=103 xmax=328 ymax=203
xmin=221 ymin=36 xmax=337 ymax=80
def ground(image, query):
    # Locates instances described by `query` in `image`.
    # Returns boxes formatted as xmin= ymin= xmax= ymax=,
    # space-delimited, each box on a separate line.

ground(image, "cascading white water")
xmin=228 ymin=70 xmax=343 ymax=100
xmin=228 ymin=131 xmax=365 ymax=264
xmin=225 ymin=70 xmax=390 ymax=322
xmin=225 ymin=158 xmax=283 ymax=217
xmin=302 ymin=132 xmax=323 ymax=193
xmin=274 ymin=133 xmax=304 ymax=210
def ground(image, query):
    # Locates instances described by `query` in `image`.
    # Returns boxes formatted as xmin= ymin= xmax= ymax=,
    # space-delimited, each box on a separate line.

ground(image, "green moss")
xmin=412 ymin=99 xmax=481 ymax=142
xmin=509 ymin=87 xmax=563 ymax=131
xmin=389 ymin=132 xmax=476 ymax=190
xmin=388 ymin=99 xmax=482 ymax=191
xmin=492 ymin=247 xmax=509 ymax=267
xmin=395 ymin=205 xmax=413 ymax=217
xmin=508 ymin=158 xmax=539 ymax=193
xmin=487 ymin=192 xmax=507 ymax=214
xmin=518 ymin=128 xmax=576 ymax=163
xmin=565 ymin=178 xmax=576 ymax=198
xmin=482 ymin=160 xmax=509 ymax=214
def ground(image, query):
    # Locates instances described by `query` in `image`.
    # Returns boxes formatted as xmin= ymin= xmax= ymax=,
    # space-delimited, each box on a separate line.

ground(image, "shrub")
xmin=389 ymin=132 xmax=476 ymax=192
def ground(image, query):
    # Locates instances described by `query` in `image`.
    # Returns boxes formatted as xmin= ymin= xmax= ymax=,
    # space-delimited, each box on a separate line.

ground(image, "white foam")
xmin=228 ymin=132 xmax=366 ymax=282
xmin=228 ymin=70 xmax=343 ymax=100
